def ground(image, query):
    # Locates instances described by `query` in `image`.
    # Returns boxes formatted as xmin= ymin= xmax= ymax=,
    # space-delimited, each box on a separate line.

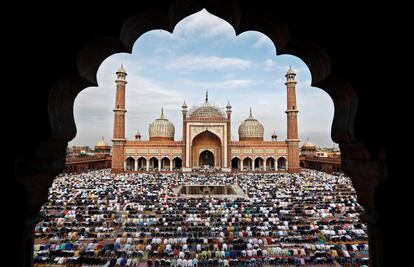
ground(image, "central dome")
xmin=238 ymin=108 xmax=264 ymax=141
xmin=149 ymin=108 xmax=175 ymax=140
xmin=187 ymin=91 xmax=226 ymax=120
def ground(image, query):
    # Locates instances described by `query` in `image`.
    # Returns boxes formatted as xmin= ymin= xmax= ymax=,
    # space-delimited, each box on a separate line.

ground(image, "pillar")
xmin=226 ymin=101 xmax=232 ymax=171
xmin=181 ymin=102 xmax=189 ymax=171
xmin=285 ymin=67 xmax=300 ymax=173
xmin=112 ymin=65 xmax=127 ymax=173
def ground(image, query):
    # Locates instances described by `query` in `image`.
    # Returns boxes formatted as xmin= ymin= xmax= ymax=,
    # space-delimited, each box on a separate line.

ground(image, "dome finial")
xmin=250 ymin=107 xmax=252 ymax=117
xmin=205 ymin=89 xmax=209 ymax=102
xmin=159 ymin=107 xmax=166 ymax=119
xmin=286 ymin=66 xmax=296 ymax=76
xmin=116 ymin=64 xmax=126 ymax=74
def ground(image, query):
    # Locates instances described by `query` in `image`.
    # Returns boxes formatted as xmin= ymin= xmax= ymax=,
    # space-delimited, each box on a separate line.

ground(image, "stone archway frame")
xmin=137 ymin=157 xmax=147 ymax=170
xmin=21 ymin=1 xmax=390 ymax=266
xmin=242 ymin=156 xmax=253 ymax=171
xmin=172 ymin=156 xmax=183 ymax=170
xmin=125 ymin=156 xmax=135 ymax=171
xmin=254 ymin=156 xmax=265 ymax=170
xmin=276 ymin=156 xmax=288 ymax=170
xmin=265 ymin=156 xmax=276 ymax=171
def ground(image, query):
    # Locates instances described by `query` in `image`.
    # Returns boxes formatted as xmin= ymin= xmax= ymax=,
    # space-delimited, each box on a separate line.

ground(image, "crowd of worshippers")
xmin=191 ymin=166 xmax=221 ymax=173
xmin=33 ymin=169 xmax=369 ymax=266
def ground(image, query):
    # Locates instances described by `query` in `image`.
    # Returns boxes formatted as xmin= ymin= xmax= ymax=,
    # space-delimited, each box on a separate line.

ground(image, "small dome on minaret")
xmin=226 ymin=101 xmax=232 ymax=110
xmin=116 ymin=64 xmax=127 ymax=74
xmin=226 ymin=101 xmax=232 ymax=118
xmin=182 ymin=101 xmax=188 ymax=109
xmin=271 ymin=131 xmax=278 ymax=141
xmin=285 ymin=65 xmax=296 ymax=83
xmin=135 ymin=130 xmax=141 ymax=141
xmin=116 ymin=65 xmax=127 ymax=81
xmin=286 ymin=66 xmax=295 ymax=75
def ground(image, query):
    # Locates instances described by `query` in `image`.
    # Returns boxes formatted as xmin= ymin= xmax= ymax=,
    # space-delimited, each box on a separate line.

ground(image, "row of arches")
xmin=126 ymin=156 xmax=287 ymax=171
xmin=125 ymin=156 xmax=182 ymax=171
xmin=231 ymin=156 xmax=287 ymax=171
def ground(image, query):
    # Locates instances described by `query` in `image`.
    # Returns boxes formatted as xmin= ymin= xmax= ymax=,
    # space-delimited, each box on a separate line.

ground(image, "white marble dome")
xmin=95 ymin=137 xmax=109 ymax=148
xmin=149 ymin=109 xmax=175 ymax=140
xmin=187 ymin=93 xmax=226 ymax=120
xmin=238 ymin=109 xmax=264 ymax=140
xmin=302 ymin=138 xmax=316 ymax=148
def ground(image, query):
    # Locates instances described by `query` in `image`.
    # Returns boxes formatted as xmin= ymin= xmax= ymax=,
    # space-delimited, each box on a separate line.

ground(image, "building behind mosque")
xmin=111 ymin=66 xmax=301 ymax=173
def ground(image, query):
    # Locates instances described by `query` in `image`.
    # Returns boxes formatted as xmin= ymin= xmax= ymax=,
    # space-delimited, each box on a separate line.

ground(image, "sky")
xmin=71 ymin=9 xmax=336 ymax=148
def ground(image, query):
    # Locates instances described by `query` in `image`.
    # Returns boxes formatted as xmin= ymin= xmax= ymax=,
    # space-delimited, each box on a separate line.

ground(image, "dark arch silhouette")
xmin=125 ymin=157 xmax=135 ymax=171
xmin=173 ymin=157 xmax=182 ymax=170
xmin=231 ymin=157 xmax=241 ymax=170
xmin=12 ymin=2 xmax=400 ymax=266
xmin=277 ymin=157 xmax=287 ymax=170
xmin=199 ymin=150 xmax=214 ymax=167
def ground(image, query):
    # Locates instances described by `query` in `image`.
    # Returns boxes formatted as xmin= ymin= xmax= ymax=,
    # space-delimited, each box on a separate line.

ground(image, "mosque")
xmin=111 ymin=66 xmax=300 ymax=173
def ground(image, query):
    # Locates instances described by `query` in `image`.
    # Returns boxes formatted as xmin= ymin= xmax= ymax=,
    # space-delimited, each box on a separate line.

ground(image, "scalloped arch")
xmin=49 ymin=1 xmax=357 ymax=152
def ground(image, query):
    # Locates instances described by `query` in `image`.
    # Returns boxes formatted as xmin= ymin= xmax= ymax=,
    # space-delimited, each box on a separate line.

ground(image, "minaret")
xmin=181 ymin=101 xmax=188 ymax=171
xmin=226 ymin=101 xmax=232 ymax=171
xmin=111 ymin=65 xmax=127 ymax=173
xmin=285 ymin=67 xmax=300 ymax=173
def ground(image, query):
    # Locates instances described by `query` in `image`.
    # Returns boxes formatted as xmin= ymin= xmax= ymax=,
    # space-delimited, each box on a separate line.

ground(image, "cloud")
xmin=70 ymin=9 xmax=334 ymax=148
xmin=182 ymin=78 xmax=257 ymax=90
xmin=253 ymin=35 xmax=270 ymax=48
xmin=263 ymin=59 xmax=275 ymax=71
xmin=175 ymin=9 xmax=235 ymax=38
xmin=166 ymin=55 xmax=252 ymax=71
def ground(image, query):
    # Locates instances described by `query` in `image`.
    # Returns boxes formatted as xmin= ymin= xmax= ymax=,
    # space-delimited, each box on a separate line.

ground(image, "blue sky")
xmin=71 ymin=9 xmax=335 ymax=148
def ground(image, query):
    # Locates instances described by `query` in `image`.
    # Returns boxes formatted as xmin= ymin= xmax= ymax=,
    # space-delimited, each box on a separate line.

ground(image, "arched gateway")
xmin=192 ymin=130 xmax=221 ymax=168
